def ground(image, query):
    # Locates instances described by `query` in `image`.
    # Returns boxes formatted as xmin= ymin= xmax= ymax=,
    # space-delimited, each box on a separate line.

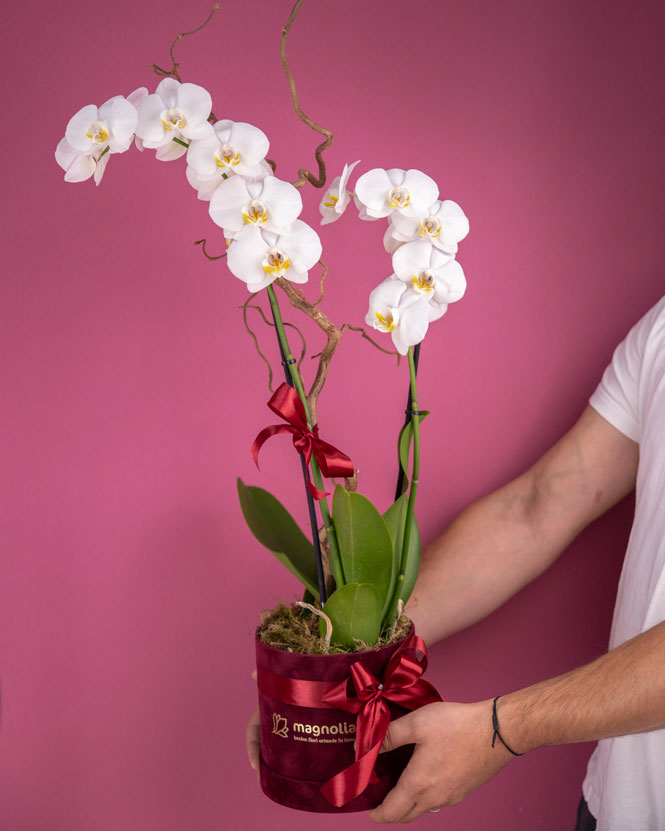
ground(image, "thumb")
xmin=379 ymin=710 xmax=419 ymax=754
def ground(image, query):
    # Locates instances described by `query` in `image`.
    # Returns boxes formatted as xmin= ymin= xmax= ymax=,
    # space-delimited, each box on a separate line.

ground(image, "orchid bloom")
xmin=392 ymin=239 xmax=466 ymax=305
xmin=55 ymin=92 xmax=142 ymax=185
xmin=354 ymin=168 xmax=439 ymax=221
xmin=227 ymin=221 xmax=322 ymax=293
xmin=389 ymin=199 xmax=470 ymax=254
xmin=187 ymin=119 xmax=270 ymax=179
xmin=186 ymin=159 xmax=272 ymax=201
xmin=366 ymin=276 xmax=443 ymax=355
xmin=319 ymin=160 xmax=360 ymax=225
xmin=209 ymin=175 xmax=302 ymax=238
xmin=135 ymin=79 xmax=214 ymax=161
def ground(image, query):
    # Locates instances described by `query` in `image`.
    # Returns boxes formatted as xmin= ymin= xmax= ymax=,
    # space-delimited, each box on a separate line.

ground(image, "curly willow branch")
xmin=312 ymin=260 xmax=328 ymax=307
xmin=244 ymin=302 xmax=308 ymax=372
xmin=241 ymin=299 xmax=275 ymax=393
xmin=194 ymin=238 xmax=227 ymax=261
xmin=281 ymin=0 xmax=334 ymax=189
xmin=240 ymin=295 xmax=309 ymax=388
xmin=340 ymin=324 xmax=400 ymax=360
xmin=150 ymin=4 xmax=221 ymax=122
xmin=274 ymin=279 xmax=401 ymax=422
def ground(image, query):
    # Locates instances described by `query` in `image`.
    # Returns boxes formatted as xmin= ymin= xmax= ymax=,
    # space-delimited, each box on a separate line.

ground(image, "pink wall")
xmin=2 ymin=0 xmax=665 ymax=828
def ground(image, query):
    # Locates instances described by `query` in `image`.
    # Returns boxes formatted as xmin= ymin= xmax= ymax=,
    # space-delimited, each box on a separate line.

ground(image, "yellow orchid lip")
xmin=412 ymin=272 xmax=435 ymax=294
xmin=375 ymin=311 xmax=395 ymax=332
xmin=262 ymin=249 xmax=291 ymax=277
xmin=161 ymin=108 xmax=187 ymax=131
xmin=388 ymin=186 xmax=410 ymax=209
xmin=418 ymin=217 xmax=441 ymax=238
xmin=85 ymin=122 xmax=109 ymax=144
xmin=242 ymin=199 xmax=269 ymax=225
xmin=323 ymin=192 xmax=339 ymax=208
xmin=215 ymin=144 xmax=241 ymax=169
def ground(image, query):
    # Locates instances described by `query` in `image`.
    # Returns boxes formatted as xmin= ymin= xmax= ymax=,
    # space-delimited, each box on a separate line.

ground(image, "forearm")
xmin=407 ymin=476 xmax=565 ymax=644
xmin=369 ymin=621 xmax=665 ymax=823
xmin=500 ymin=619 xmax=665 ymax=752
xmin=406 ymin=406 xmax=638 ymax=645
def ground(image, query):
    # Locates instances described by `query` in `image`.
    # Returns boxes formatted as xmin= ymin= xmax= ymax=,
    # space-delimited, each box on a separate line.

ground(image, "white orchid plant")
xmin=55 ymin=2 xmax=469 ymax=649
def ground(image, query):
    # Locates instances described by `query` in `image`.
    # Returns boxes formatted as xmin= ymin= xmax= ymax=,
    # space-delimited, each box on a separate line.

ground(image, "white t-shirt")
xmin=583 ymin=295 xmax=665 ymax=830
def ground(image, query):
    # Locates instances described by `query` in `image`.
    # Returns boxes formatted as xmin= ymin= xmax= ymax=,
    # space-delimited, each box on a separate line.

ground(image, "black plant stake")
xmin=394 ymin=342 xmax=421 ymax=501
xmin=269 ymin=306 xmax=328 ymax=605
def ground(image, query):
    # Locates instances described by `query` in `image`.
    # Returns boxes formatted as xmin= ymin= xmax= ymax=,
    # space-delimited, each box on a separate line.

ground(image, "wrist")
xmin=490 ymin=692 xmax=539 ymax=755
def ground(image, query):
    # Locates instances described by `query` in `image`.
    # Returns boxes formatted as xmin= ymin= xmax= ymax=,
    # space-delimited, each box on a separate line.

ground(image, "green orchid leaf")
xmin=397 ymin=411 xmax=430 ymax=493
xmin=237 ymin=478 xmax=319 ymax=599
xmin=320 ymin=583 xmax=382 ymax=647
xmin=332 ymin=485 xmax=394 ymax=613
xmin=383 ymin=493 xmax=421 ymax=614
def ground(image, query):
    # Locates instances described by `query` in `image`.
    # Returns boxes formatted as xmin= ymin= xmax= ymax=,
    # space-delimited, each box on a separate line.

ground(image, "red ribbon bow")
xmin=319 ymin=634 xmax=442 ymax=807
xmin=251 ymin=383 xmax=354 ymax=500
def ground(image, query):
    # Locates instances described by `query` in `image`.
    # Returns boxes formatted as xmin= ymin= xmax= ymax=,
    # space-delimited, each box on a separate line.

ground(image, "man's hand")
xmin=246 ymin=706 xmax=260 ymax=778
xmin=369 ymin=701 xmax=514 ymax=823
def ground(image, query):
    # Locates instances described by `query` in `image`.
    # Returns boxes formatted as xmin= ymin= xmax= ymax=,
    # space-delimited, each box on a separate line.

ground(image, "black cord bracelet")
xmin=281 ymin=357 xmax=297 ymax=366
xmin=491 ymin=696 xmax=524 ymax=757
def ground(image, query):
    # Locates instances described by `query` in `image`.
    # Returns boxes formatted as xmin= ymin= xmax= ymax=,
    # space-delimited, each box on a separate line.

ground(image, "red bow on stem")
xmin=251 ymin=383 xmax=354 ymax=500
xmin=320 ymin=634 xmax=442 ymax=807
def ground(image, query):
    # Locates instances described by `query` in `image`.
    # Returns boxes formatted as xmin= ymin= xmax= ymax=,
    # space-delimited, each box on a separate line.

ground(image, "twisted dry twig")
xmin=150 ymin=4 xmax=221 ymax=122
xmin=275 ymin=278 xmax=398 ymax=424
xmin=242 ymin=300 xmax=275 ymax=392
xmin=240 ymin=295 xmax=308 ymax=385
xmin=312 ymin=260 xmax=328 ymax=307
xmin=340 ymin=323 xmax=400 ymax=360
xmin=281 ymin=0 xmax=334 ymax=189
xmin=194 ymin=238 xmax=227 ymax=261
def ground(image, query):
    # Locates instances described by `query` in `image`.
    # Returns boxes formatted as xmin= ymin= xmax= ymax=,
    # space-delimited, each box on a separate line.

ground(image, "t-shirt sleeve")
xmin=589 ymin=298 xmax=665 ymax=443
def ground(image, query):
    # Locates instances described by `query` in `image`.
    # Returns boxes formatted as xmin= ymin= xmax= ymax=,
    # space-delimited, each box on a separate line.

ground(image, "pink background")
xmin=3 ymin=0 xmax=665 ymax=828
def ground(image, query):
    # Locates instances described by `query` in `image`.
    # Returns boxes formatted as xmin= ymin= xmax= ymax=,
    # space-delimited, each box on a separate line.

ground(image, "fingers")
xmin=379 ymin=710 xmax=417 ymax=754
xmin=246 ymin=706 xmax=261 ymax=779
xmin=369 ymin=751 xmax=441 ymax=823
xmin=369 ymin=787 xmax=418 ymax=823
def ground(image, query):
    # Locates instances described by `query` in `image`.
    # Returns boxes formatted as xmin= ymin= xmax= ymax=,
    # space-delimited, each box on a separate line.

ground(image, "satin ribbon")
xmin=257 ymin=634 xmax=442 ymax=807
xmin=251 ymin=383 xmax=354 ymax=500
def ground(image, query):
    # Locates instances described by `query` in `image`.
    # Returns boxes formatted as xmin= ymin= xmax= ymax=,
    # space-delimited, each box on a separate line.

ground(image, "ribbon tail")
xmin=312 ymin=438 xmax=355 ymax=479
xmin=297 ymin=442 xmax=330 ymax=501
xmin=251 ymin=424 xmax=297 ymax=468
xmin=320 ymin=737 xmax=384 ymax=808
xmin=305 ymin=475 xmax=329 ymax=501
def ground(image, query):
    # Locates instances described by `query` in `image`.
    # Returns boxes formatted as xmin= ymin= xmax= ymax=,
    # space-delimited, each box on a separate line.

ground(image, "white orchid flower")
xmin=366 ymin=276 xmax=439 ymax=355
xmin=135 ymin=79 xmax=214 ymax=161
xmin=55 ymin=137 xmax=106 ymax=184
xmin=383 ymin=223 xmax=405 ymax=255
xmin=319 ymin=160 xmax=360 ymax=225
xmin=187 ymin=119 xmax=269 ymax=180
xmin=55 ymin=91 xmax=142 ymax=185
xmin=393 ymin=239 xmax=466 ymax=305
xmin=354 ymin=168 xmax=439 ymax=220
xmin=390 ymin=199 xmax=470 ymax=253
xmin=186 ymin=157 xmax=272 ymax=201
xmin=209 ymin=175 xmax=302 ymax=238
xmin=127 ymin=87 xmax=149 ymax=151
xmin=227 ymin=221 xmax=322 ymax=293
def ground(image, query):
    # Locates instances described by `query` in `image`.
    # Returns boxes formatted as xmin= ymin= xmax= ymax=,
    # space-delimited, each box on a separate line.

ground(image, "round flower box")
xmin=255 ymin=624 xmax=439 ymax=813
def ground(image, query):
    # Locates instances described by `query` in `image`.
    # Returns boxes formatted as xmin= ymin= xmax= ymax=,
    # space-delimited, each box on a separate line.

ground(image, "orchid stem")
xmin=394 ymin=342 xmax=420 ymax=500
xmin=268 ymin=301 xmax=327 ymax=605
xmin=386 ymin=345 xmax=421 ymax=624
xmin=265 ymin=285 xmax=344 ymax=592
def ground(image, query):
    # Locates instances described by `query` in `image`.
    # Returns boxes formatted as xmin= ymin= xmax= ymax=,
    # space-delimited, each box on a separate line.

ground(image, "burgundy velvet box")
xmin=255 ymin=631 xmax=414 ymax=813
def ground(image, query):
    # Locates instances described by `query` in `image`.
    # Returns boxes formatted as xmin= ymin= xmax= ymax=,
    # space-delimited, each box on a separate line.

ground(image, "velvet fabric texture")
xmin=255 ymin=631 xmax=415 ymax=813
